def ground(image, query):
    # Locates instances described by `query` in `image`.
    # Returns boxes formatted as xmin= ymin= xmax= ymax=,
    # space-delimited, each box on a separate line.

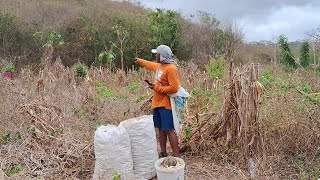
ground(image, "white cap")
xmin=151 ymin=45 xmax=172 ymax=56
xmin=151 ymin=45 xmax=175 ymax=64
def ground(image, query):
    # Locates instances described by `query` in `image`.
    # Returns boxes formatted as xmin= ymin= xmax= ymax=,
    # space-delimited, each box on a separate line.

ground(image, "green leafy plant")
xmin=127 ymin=81 xmax=140 ymax=93
xmin=301 ymin=82 xmax=312 ymax=94
xmin=4 ymin=64 xmax=16 ymax=74
xmin=136 ymin=95 xmax=149 ymax=103
xmin=95 ymin=122 xmax=108 ymax=129
xmin=15 ymin=132 xmax=22 ymax=140
xmin=184 ymin=126 xmax=192 ymax=140
xmin=75 ymin=62 xmax=88 ymax=78
xmin=190 ymin=86 xmax=223 ymax=112
xmin=44 ymin=30 xmax=64 ymax=48
xmin=28 ymin=127 xmax=37 ymax=134
xmin=48 ymin=129 xmax=62 ymax=136
xmin=259 ymin=69 xmax=275 ymax=91
xmin=98 ymin=50 xmax=116 ymax=65
xmin=259 ymin=69 xmax=289 ymax=93
xmin=72 ymin=107 xmax=89 ymax=119
xmin=300 ymin=82 xmax=320 ymax=104
xmin=205 ymin=57 xmax=226 ymax=80
xmin=33 ymin=31 xmax=44 ymax=46
xmin=3 ymin=164 xmax=23 ymax=177
xmin=1 ymin=132 xmax=11 ymax=144
xmin=96 ymin=82 xmax=117 ymax=101
xmin=33 ymin=30 xmax=64 ymax=48
xmin=112 ymin=170 xmax=120 ymax=180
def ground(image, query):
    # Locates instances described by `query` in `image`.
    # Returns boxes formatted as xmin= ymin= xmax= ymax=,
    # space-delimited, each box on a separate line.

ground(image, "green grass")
xmin=72 ymin=107 xmax=89 ymax=119
xmin=3 ymin=164 xmax=23 ymax=177
xmin=95 ymin=122 xmax=108 ymax=129
xmin=1 ymin=132 xmax=11 ymax=144
xmin=127 ymin=81 xmax=140 ymax=93
xmin=95 ymin=82 xmax=117 ymax=101
xmin=136 ymin=94 xmax=149 ymax=103
xmin=314 ymin=165 xmax=320 ymax=179
xmin=190 ymin=86 xmax=224 ymax=112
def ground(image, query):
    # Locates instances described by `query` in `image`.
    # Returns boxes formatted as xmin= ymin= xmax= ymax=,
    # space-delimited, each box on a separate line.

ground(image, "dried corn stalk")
xmin=182 ymin=61 xmax=265 ymax=163
xmin=218 ymin=62 xmax=265 ymax=159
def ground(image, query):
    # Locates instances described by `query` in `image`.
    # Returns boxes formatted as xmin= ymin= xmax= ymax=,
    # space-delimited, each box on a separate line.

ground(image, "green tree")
xmin=198 ymin=11 xmax=224 ymax=57
xmin=33 ymin=30 xmax=64 ymax=66
xmin=300 ymin=41 xmax=311 ymax=68
xmin=98 ymin=50 xmax=116 ymax=67
xmin=147 ymin=9 xmax=181 ymax=53
xmin=110 ymin=25 xmax=128 ymax=71
xmin=0 ymin=13 xmax=24 ymax=55
xmin=92 ymin=13 xmax=152 ymax=70
xmin=278 ymin=35 xmax=297 ymax=69
xmin=197 ymin=11 xmax=243 ymax=59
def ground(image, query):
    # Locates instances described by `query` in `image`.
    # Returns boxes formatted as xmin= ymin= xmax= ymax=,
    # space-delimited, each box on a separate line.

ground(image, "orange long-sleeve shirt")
xmin=137 ymin=59 xmax=179 ymax=110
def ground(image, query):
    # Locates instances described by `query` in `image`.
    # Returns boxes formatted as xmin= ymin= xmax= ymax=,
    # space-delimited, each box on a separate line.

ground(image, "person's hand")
xmin=135 ymin=58 xmax=142 ymax=64
xmin=148 ymin=84 xmax=154 ymax=90
xmin=144 ymin=80 xmax=154 ymax=89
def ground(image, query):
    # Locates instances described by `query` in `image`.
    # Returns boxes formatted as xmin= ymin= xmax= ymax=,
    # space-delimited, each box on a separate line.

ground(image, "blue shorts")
xmin=153 ymin=107 xmax=174 ymax=131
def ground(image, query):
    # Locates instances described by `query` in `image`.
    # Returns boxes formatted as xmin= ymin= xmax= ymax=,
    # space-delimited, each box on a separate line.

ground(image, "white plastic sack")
xmin=169 ymin=86 xmax=190 ymax=135
xmin=120 ymin=115 xmax=158 ymax=180
xmin=170 ymin=96 xmax=188 ymax=135
xmin=93 ymin=125 xmax=134 ymax=180
xmin=169 ymin=86 xmax=191 ymax=98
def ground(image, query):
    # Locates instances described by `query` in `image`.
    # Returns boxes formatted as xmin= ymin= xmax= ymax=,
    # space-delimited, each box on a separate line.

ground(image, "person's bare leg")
xmin=167 ymin=130 xmax=179 ymax=157
xmin=159 ymin=129 xmax=167 ymax=153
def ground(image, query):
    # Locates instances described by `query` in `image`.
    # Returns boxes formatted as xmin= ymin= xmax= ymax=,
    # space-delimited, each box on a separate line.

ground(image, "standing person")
xmin=136 ymin=45 xmax=180 ymax=157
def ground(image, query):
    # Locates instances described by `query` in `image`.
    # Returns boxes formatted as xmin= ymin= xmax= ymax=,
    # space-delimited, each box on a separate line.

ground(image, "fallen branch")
xmin=27 ymin=109 xmax=56 ymax=132
xmin=297 ymin=89 xmax=320 ymax=96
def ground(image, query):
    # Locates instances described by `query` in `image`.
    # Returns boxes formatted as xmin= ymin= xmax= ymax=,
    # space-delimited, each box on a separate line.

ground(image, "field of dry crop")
xmin=0 ymin=60 xmax=320 ymax=179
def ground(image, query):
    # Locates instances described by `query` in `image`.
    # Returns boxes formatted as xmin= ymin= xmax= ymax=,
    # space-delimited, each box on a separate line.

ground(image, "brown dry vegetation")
xmin=0 ymin=59 xmax=319 ymax=179
xmin=1 ymin=0 xmax=320 ymax=179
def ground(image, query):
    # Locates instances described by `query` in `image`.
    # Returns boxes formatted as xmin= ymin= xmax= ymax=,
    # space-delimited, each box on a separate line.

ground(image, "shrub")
xmin=98 ymin=50 xmax=116 ymax=66
xmin=205 ymin=57 xmax=226 ymax=80
xmin=3 ymin=64 xmax=16 ymax=74
xmin=75 ymin=62 xmax=87 ymax=78
xmin=44 ymin=30 xmax=64 ymax=48
xmin=0 ymin=13 xmax=21 ymax=54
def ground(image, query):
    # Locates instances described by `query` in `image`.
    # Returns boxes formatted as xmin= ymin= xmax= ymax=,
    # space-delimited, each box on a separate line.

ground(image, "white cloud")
xmin=240 ymin=5 xmax=320 ymax=41
xmin=134 ymin=0 xmax=320 ymax=41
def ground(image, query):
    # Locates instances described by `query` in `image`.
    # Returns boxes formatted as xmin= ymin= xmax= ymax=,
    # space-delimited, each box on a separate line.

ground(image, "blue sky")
xmin=133 ymin=0 xmax=320 ymax=42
